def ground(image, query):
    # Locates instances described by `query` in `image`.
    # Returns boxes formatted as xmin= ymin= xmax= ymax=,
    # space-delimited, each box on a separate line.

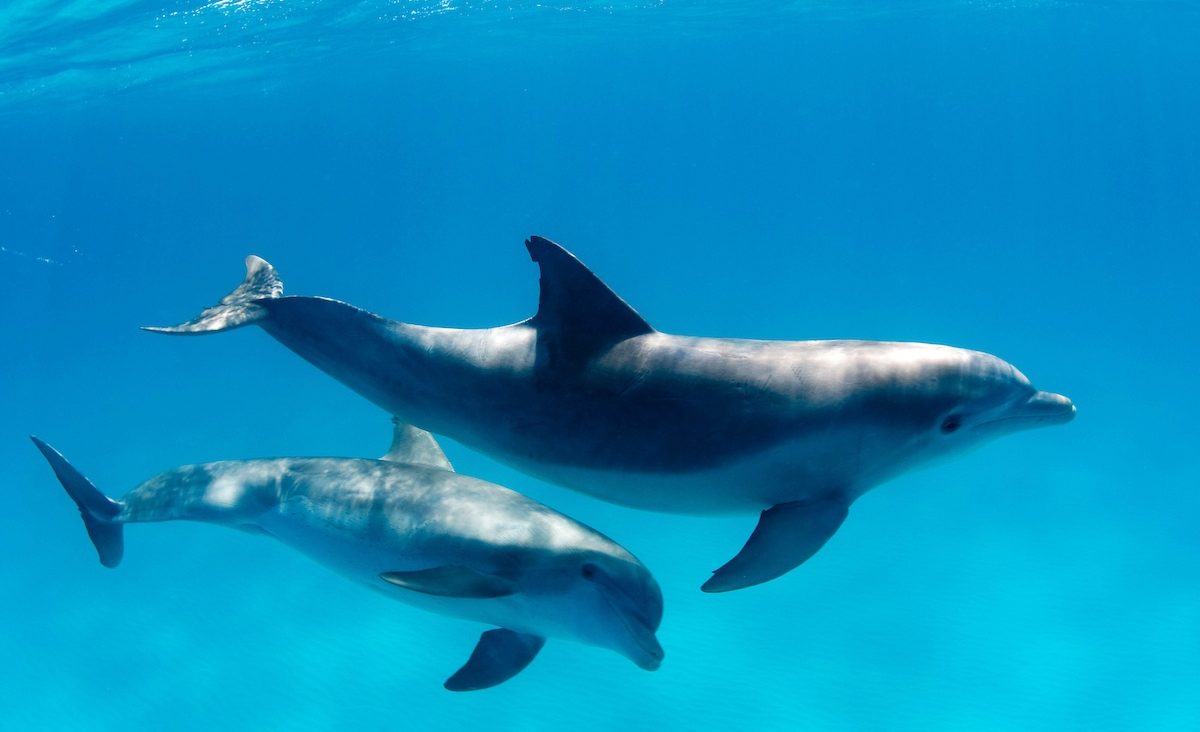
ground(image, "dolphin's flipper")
xmin=444 ymin=628 xmax=546 ymax=692
xmin=143 ymin=255 xmax=283 ymax=334
xmin=702 ymin=497 xmax=849 ymax=593
xmin=525 ymin=235 xmax=653 ymax=367
xmin=382 ymin=417 xmax=453 ymax=471
xmin=31 ymin=437 xmax=125 ymax=568
xmin=380 ymin=566 xmax=517 ymax=598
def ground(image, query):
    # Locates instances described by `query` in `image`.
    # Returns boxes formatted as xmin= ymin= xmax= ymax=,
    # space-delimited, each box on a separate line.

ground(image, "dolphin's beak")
xmin=607 ymin=594 xmax=664 ymax=671
xmin=1022 ymin=391 xmax=1076 ymax=424
xmin=991 ymin=390 xmax=1076 ymax=428
xmin=623 ymin=619 xmax=665 ymax=671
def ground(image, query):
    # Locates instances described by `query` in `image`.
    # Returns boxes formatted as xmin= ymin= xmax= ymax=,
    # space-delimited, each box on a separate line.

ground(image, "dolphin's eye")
xmin=940 ymin=415 xmax=962 ymax=434
xmin=581 ymin=563 xmax=598 ymax=579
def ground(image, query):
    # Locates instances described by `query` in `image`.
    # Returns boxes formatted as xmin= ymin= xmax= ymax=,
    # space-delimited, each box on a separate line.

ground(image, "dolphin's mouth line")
xmin=593 ymin=578 xmax=662 ymax=670
xmin=603 ymin=592 xmax=663 ymax=670
xmin=983 ymin=411 xmax=1074 ymax=426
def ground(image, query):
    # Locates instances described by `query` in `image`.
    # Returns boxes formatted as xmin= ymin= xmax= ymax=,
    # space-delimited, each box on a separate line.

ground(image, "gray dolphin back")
xmin=31 ymin=437 xmax=124 ymax=568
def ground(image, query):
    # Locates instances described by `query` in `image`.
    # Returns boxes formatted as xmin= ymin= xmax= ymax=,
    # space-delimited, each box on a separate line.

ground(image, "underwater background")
xmin=1 ymin=1 xmax=1197 ymax=729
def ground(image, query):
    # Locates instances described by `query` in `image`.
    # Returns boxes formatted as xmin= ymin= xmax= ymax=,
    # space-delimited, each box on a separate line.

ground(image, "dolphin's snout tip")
xmin=1030 ymin=391 xmax=1076 ymax=423
xmin=626 ymin=629 xmax=664 ymax=671
xmin=636 ymin=645 xmax=664 ymax=671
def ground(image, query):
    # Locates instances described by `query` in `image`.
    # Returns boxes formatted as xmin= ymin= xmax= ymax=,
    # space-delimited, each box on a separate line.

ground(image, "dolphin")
xmin=31 ymin=420 xmax=664 ymax=690
xmin=148 ymin=236 xmax=1076 ymax=592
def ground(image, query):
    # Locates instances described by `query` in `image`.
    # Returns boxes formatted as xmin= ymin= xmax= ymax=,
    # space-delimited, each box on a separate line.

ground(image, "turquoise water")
xmin=2 ymin=1 xmax=1197 ymax=729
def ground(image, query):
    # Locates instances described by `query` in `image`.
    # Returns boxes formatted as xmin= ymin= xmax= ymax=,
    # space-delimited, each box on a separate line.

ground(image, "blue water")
xmin=2 ymin=1 xmax=1197 ymax=729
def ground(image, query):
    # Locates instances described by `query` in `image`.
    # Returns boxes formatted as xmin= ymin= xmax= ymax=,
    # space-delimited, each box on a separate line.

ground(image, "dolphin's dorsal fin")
xmin=444 ymin=629 xmax=546 ymax=692
xmin=526 ymin=236 xmax=653 ymax=366
xmin=383 ymin=418 xmax=453 ymax=471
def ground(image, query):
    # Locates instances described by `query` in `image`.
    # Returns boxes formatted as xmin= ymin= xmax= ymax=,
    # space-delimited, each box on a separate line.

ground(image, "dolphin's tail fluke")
xmin=31 ymin=437 xmax=124 ymax=568
xmin=142 ymin=255 xmax=283 ymax=334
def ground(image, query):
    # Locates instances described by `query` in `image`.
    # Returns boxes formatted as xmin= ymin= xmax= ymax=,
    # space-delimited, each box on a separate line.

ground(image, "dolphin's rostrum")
xmin=32 ymin=420 xmax=664 ymax=690
xmin=148 ymin=236 xmax=1075 ymax=592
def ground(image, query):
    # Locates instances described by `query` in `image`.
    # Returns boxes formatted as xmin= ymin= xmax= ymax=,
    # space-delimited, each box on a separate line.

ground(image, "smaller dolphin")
xmin=31 ymin=421 xmax=664 ymax=691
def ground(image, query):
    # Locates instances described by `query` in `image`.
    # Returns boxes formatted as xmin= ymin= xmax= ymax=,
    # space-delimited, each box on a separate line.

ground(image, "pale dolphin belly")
xmin=515 ymin=459 xmax=789 ymax=514
xmin=502 ymin=431 xmax=899 ymax=514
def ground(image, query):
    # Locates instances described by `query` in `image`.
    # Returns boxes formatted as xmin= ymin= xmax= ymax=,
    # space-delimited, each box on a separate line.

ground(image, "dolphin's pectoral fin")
xmin=379 ymin=566 xmax=516 ymax=598
xmin=702 ymin=497 xmax=849 ymax=593
xmin=381 ymin=417 xmax=453 ymax=471
xmin=525 ymin=235 xmax=654 ymax=367
xmin=444 ymin=628 xmax=546 ymax=692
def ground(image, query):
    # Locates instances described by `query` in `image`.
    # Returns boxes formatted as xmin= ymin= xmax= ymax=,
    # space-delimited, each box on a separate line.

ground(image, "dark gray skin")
xmin=31 ymin=423 xmax=664 ymax=690
xmin=149 ymin=236 xmax=1075 ymax=591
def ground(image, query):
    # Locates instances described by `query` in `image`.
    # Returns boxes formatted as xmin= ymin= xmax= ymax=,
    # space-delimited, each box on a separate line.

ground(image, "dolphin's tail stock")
xmin=30 ymin=438 xmax=125 ymax=568
xmin=142 ymin=255 xmax=283 ymax=335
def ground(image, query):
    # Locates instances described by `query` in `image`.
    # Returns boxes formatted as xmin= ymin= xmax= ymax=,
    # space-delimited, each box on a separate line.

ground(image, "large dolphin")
xmin=31 ymin=420 xmax=664 ymax=690
xmin=149 ymin=236 xmax=1076 ymax=592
